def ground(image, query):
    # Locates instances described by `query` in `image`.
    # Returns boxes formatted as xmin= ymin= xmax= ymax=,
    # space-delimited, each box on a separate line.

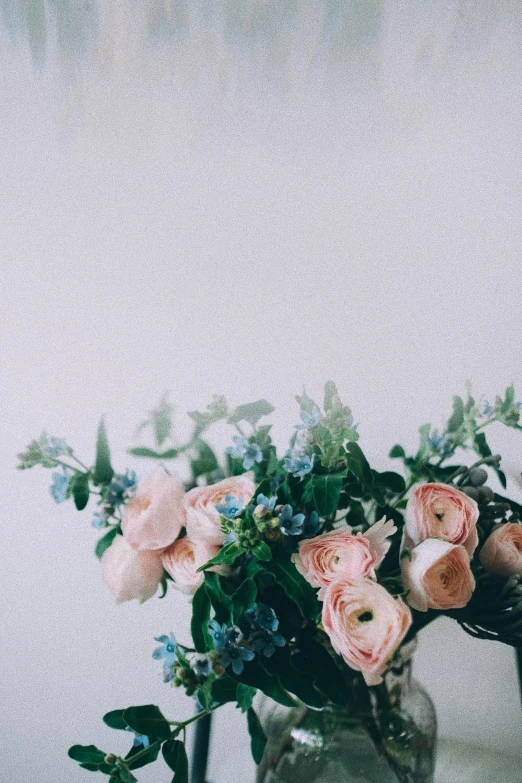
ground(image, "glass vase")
xmin=256 ymin=639 xmax=436 ymax=783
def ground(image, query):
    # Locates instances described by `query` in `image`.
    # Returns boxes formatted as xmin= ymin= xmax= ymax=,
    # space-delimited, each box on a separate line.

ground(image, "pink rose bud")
xmin=292 ymin=517 xmax=396 ymax=597
xmin=162 ymin=536 xmax=221 ymax=595
xmin=322 ymin=578 xmax=412 ymax=686
xmin=184 ymin=475 xmax=255 ymax=545
xmin=401 ymin=538 xmax=476 ymax=612
xmin=101 ymin=534 xmax=164 ymax=603
xmin=405 ymin=483 xmax=479 ymax=557
xmin=480 ymin=523 xmax=522 ymax=577
xmin=121 ymin=467 xmax=186 ymax=551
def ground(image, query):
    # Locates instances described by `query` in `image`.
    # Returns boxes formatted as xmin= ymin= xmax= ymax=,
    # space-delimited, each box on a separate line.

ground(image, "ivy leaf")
xmin=122 ymin=705 xmax=171 ymax=741
xmin=236 ymin=683 xmax=256 ymax=713
xmin=95 ymin=527 xmax=119 ymax=559
xmin=162 ymin=739 xmax=188 ymax=782
xmin=103 ymin=709 xmax=128 ymax=730
xmin=71 ymin=472 xmax=90 ymax=511
xmin=191 ymin=583 xmax=212 ymax=652
xmin=204 ymin=572 xmax=232 ymax=625
xmin=247 ymin=707 xmax=267 ymax=765
xmin=228 ymin=400 xmax=275 ymax=427
xmin=128 ymin=447 xmax=179 ymax=459
xmin=263 ymin=549 xmax=319 ymax=623
xmin=231 ymin=578 xmax=257 ymax=623
xmin=311 ymin=474 xmax=344 ymax=516
xmin=93 ymin=418 xmax=114 ymax=485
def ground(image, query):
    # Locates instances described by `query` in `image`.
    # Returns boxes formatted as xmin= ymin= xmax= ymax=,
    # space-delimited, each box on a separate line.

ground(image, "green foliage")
xmin=311 ymin=473 xmax=344 ymax=516
xmin=70 ymin=471 xmax=90 ymax=510
xmin=447 ymin=395 xmax=465 ymax=433
xmin=231 ymin=578 xmax=257 ymax=623
xmin=191 ymin=583 xmax=212 ymax=652
xmin=128 ymin=447 xmax=179 ymax=459
xmin=389 ymin=444 xmax=405 ymax=459
xmin=122 ymin=705 xmax=171 ymax=740
xmin=263 ymin=548 xmax=319 ymax=623
xmin=125 ymin=740 xmax=162 ymax=771
xmin=211 ymin=676 xmax=238 ymax=704
xmin=236 ymin=683 xmax=257 ymax=713
xmin=197 ymin=542 xmax=245 ymax=571
xmin=204 ymin=572 xmax=232 ymax=624
xmin=95 ymin=527 xmax=119 ymax=559
xmin=190 ymin=440 xmax=219 ymax=478
xmin=68 ymin=744 xmax=108 ymax=767
xmin=93 ymin=418 xmax=114 ymax=485
xmin=247 ymin=707 xmax=267 ymax=765
xmin=228 ymin=399 xmax=275 ymax=427
xmin=188 ymin=395 xmax=229 ymax=435
xmin=103 ymin=709 xmax=128 ymax=730
xmin=251 ymin=541 xmax=272 ymax=561
xmin=136 ymin=393 xmax=174 ymax=447
xmin=232 ymin=661 xmax=297 ymax=707
xmin=162 ymin=740 xmax=188 ymax=782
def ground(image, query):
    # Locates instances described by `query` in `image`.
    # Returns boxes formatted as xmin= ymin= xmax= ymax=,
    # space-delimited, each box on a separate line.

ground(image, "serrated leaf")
xmin=247 ymin=707 xmax=267 ymax=765
xmin=93 ymin=418 xmax=114 ymax=485
xmin=95 ymin=527 xmax=119 ymax=559
xmin=122 ymin=705 xmax=171 ymax=740
xmin=236 ymin=683 xmax=256 ymax=713
xmin=71 ymin=472 xmax=90 ymax=510
xmin=191 ymin=583 xmax=212 ymax=652
xmin=311 ymin=474 xmax=343 ymax=516
xmin=231 ymin=578 xmax=257 ymax=623
xmin=264 ymin=549 xmax=319 ymax=622
xmin=228 ymin=400 xmax=275 ymax=426
xmin=103 ymin=709 xmax=128 ymax=730
xmin=128 ymin=447 xmax=179 ymax=459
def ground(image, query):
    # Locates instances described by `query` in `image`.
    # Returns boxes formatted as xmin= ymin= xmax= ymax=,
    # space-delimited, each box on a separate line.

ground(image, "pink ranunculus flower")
xmin=322 ymin=578 xmax=412 ymax=686
xmin=480 ymin=523 xmax=522 ymax=577
xmin=162 ymin=536 xmax=221 ymax=595
xmin=292 ymin=517 xmax=396 ymax=597
xmin=121 ymin=467 xmax=186 ymax=551
xmin=405 ymin=483 xmax=479 ymax=557
xmin=184 ymin=475 xmax=255 ymax=546
xmin=401 ymin=538 xmax=476 ymax=612
xmin=101 ymin=534 xmax=164 ymax=603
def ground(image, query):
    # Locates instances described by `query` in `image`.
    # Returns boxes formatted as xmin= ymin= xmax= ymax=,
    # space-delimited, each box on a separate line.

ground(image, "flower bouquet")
xmin=18 ymin=383 xmax=522 ymax=783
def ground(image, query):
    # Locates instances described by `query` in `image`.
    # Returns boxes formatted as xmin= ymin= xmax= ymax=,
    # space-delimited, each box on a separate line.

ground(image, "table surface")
xmin=436 ymin=739 xmax=522 ymax=782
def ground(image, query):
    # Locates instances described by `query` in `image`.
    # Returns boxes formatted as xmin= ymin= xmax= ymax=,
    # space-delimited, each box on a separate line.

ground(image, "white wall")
xmin=2 ymin=2 xmax=522 ymax=781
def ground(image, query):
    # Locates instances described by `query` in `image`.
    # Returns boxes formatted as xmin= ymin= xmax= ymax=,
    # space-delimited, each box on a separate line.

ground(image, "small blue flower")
xmin=152 ymin=633 xmax=177 ymax=670
xmin=302 ymin=511 xmax=322 ymax=538
xmin=257 ymin=494 xmax=276 ymax=512
xmin=480 ymin=400 xmax=494 ymax=417
xmin=428 ymin=429 xmax=451 ymax=454
xmin=296 ymin=407 xmax=321 ymax=431
xmin=43 ymin=437 xmax=69 ymax=458
xmin=125 ymin=727 xmax=150 ymax=749
xmin=279 ymin=504 xmax=305 ymax=536
xmin=226 ymin=436 xmax=263 ymax=470
xmin=208 ymin=620 xmax=227 ymax=651
xmin=215 ymin=494 xmax=244 ymax=520
xmin=283 ymin=448 xmax=314 ymax=478
xmin=91 ymin=511 xmax=106 ymax=529
xmin=250 ymin=629 xmax=286 ymax=658
xmin=50 ymin=469 xmax=70 ymax=503
xmin=246 ymin=603 xmax=279 ymax=632
xmin=106 ymin=470 xmax=137 ymax=507
xmin=219 ymin=643 xmax=255 ymax=675
xmin=190 ymin=654 xmax=213 ymax=678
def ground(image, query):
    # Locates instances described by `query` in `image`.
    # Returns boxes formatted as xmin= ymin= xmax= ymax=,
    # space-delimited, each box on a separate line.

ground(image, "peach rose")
xmin=162 ymin=536 xmax=221 ymax=595
xmin=322 ymin=578 xmax=412 ymax=686
xmin=292 ymin=517 xmax=396 ymax=597
xmin=401 ymin=538 xmax=475 ymax=611
xmin=184 ymin=475 xmax=255 ymax=545
xmin=121 ymin=467 xmax=185 ymax=551
xmin=101 ymin=534 xmax=164 ymax=603
xmin=480 ymin=523 xmax=522 ymax=577
xmin=405 ymin=483 xmax=479 ymax=557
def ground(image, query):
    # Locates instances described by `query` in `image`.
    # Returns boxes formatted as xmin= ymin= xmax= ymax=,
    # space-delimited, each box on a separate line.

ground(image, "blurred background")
xmin=1 ymin=0 xmax=522 ymax=780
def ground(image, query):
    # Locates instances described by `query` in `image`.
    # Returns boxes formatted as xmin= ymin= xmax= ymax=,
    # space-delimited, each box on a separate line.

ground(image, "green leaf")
xmin=68 ymin=745 xmax=107 ymax=765
xmin=71 ymin=472 xmax=90 ymax=511
xmin=389 ymin=444 xmax=406 ymax=459
xmin=228 ymin=400 xmax=275 ymax=426
xmin=345 ymin=442 xmax=373 ymax=488
xmin=196 ymin=685 xmax=212 ymax=711
xmin=247 ymin=707 xmax=267 ymax=765
xmin=236 ymin=683 xmax=256 ymax=713
xmin=115 ymin=762 xmax=138 ymax=783
xmin=162 ymin=739 xmax=188 ymax=782
xmin=311 ymin=474 xmax=343 ymax=516
xmin=211 ymin=676 xmax=238 ymax=704
xmin=128 ymin=447 xmax=179 ymax=459
xmin=103 ymin=709 xmax=128 ymax=730
xmin=95 ymin=527 xmax=119 ymax=559
xmin=323 ymin=380 xmax=338 ymax=412
xmin=197 ymin=542 xmax=244 ymax=572
xmin=190 ymin=440 xmax=219 ymax=478
xmin=191 ymin=583 xmax=212 ymax=652
xmin=231 ymin=662 xmax=296 ymax=707
xmin=447 ymin=396 xmax=465 ymax=433
xmin=188 ymin=395 xmax=229 ymax=435
xmin=204 ymin=572 xmax=233 ymax=624
xmin=294 ymin=635 xmax=350 ymax=705
xmin=93 ymin=418 xmax=114 ymax=485
xmin=152 ymin=393 xmax=173 ymax=446
xmin=473 ymin=433 xmax=507 ymax=488
xmin=122 ymin=705 xmax=171 ymax=741
xmin=374 ymin=471 xmax=406 ymax=494
xmin=266 ymin=451 xmax=279 ymax=476
xmin=252 ymin=541 xmax=272 ymax=561
xmin=263 ymin=549 xmax=319 ymax=623
xmin=231 ymin=578 xmax=257 ymax=623
xmin=262 ymin=650 xmax=324 ymax=708
xmin=295 ymin=389 xmax=319 ymax=415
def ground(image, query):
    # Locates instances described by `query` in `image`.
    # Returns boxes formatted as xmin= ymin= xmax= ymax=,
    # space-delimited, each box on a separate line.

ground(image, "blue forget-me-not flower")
xmin=153 ymin=633 xmax=178 ymax=681
xmin=283 ymin=446 xmax=314 ymax=477
xmin=43 ymin=437 xmax=69 ymax=458
xmin=279 ymin=504 xmax=305 ymax=536
xmin=226 ymin=436 xmax=263 ymax=470
xmin=256 ymin=494 xmax=276 ymax=512
xmin=296 ymin=406 xmax=321 ymax=431
xmin=125 ymin=727 xmax=150 ymax=749
xmin=190 ymin=654 xmax=213 ymax=678
xmin=245 ymin=603 xmax=279 ymax=632
xmin=302 ymin=511 xmax=322 ymax=538
xmin=106 ymin=470 xmax=137 ymax=507
xmin=215 ymin=494 xmax=244 ymax=520
xmin=50 ymin=468 xmax=70 ymax=504
xmin=250 ymin=629 xmax=286 ymax=658
xmin=208 ymin=621 xmax=255 ymax=675
xmin=91 ymin=511 xmax=106 ymax=529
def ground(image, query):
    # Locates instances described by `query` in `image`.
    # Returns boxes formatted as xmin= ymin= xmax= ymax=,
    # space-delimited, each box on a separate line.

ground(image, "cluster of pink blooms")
xmin=101 ymin=468 xmax=255 ymax=602
xmin=101 ymin=470 xmax=522 ymax=687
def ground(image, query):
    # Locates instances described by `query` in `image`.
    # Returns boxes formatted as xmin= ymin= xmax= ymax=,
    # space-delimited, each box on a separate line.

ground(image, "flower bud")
xmin=461 ymin=486 xmax=479 ymax=502
xmin=478 ymin=486 xmax=494 ymax=504
xmin=213 ymin=663 xmax=225 ymax=676
xmin=469 ymin=468 xmax=488 ymax=487
xmin=254 ymin=504 xmax=269 ymax=519
xmin=104 ymin=754 xmax=117 ymax=765
xmin=265 ymin=527 xmax=281 ymax=541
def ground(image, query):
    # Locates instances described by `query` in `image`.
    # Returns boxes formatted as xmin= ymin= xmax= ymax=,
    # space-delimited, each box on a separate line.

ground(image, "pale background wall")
xmin=1 ymin=1 xmax=522 ymax=781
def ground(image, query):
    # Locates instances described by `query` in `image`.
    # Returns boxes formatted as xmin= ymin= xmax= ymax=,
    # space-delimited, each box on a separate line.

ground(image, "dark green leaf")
xmin=236 ymin=683 xmax=256 ymax=713
xmin=374 ymin=471 xmax=406 ymax=494
xmin=197 ymin=542 xmax=244 ymax=572
xmin=252 ymin=541 xmax=272 ymax=561
xmin=103 ymin=709 xmax=128 ymax=730
xmin=447 ymin=396 xmax=465 ymax=433
xmin=93 ymin=418 xmax=114 ymax=485
xmin=122 ymin=705 xmax=171 ymax=741
xmin=162 ymin=739 xmax=188 ymax=782
xmin=191 ymin=583 xmax=212 ymax=652
xmin=295 ymin=634 xmax=350 ymax=705
xmin=211 ymin=676 xmax=238 ymax=704
xmin=389 ymin=444 xmax=406 ymax=459
xmin=263 ymin=651 xmax=324 ymax=708
xmin=190 ymin=440 xmax=219 ymax=478
xmin=247 ymin=707 xmax=267 ymax=765
xmin=128 ymin=447 xmax=179 ymax=459
xmin=228 ymin=400 xmax=275 ymax=426
xmin=71 ymin=472 xmax=90 ymax=511
xmin=232 ymin=578 xmax=257 ymax=623
xmin=204 ymin=572 xmax=233 ymax=624
xmin=95 ymin=527 xmax=119 ymax=559
xmin=196 ymin=685 xmax=212 ymax=711
xmin=264 ymin=549 xmax=319 ymax=622
xmin=311 ymin=474 xmax=343 ymax=516
xmin=68 ymin=745 xmax=106 ymax=765
xmin=345 ymin=442 xmax=373 ymax=488
xmin=115 ymin=762 xmax=138 ymax=782
xmin=231 ymin=662 xmax=296 ymax=707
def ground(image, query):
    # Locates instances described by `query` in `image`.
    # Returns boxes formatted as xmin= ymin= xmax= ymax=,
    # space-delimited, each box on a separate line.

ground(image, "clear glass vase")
xmin=256 ymin=639 xmax=436 ymax=783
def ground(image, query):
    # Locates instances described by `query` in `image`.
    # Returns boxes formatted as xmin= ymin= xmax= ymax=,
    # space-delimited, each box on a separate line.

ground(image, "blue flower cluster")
xmin=106 ymin=470 xmax=138 ymax=507
xmin=50 ymin=468 xmax=71 ymax=504
xmin=226 ymin=436 xmax=263 ymax=470
xmin=283 ymin=445 xmax=314 ymax=477
xmin=215 ymin=494 xmax=244 ymax=520
xmin=278 ymin=504 xmax=321 ymax=538
xmin=43 ymin=437 xmax=69 ymax=459
xmin=296 ymin=406 xmax=321 ymax=431
xmin=428 ymin=428 xmax=452 ymax=455
xmin=208 ymin=620 xmax=254 ymax=675
xmin=152 ymin=633 xmax=178 ymax=682
xmin=245 ymin=603 xmax=286 ymax=658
